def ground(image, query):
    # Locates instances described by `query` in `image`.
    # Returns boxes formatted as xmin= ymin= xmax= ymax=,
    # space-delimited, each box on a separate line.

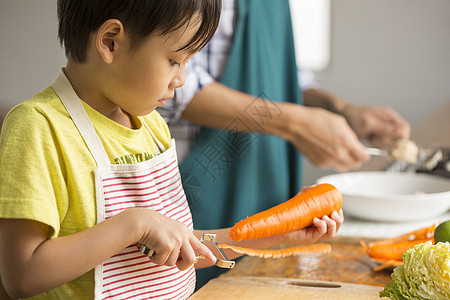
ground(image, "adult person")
xmin=158 ymin=0 xmax=410 ymax=288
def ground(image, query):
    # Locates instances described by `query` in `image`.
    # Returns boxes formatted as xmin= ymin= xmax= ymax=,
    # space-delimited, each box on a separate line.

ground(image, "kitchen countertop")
xmin=191 ymin=236 xmax=391 ymax=299
xmin=337 ymin=212 xmax=448 ymax=239
xmin=219 ymin=236 xmax=392 ymax=287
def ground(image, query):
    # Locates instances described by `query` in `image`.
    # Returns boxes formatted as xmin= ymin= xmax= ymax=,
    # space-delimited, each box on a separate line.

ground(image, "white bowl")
xmin=316 ymin=171 xmax=450 ymax=222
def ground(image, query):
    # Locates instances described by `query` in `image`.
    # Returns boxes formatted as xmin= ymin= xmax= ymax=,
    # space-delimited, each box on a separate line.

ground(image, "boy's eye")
xmin=169 ymin=59 xmax=181 ymax=67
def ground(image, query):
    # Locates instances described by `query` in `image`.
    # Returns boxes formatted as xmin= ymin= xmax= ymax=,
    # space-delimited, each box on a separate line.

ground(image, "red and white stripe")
xmin=100 ymin=153 xmax=195 ymax=299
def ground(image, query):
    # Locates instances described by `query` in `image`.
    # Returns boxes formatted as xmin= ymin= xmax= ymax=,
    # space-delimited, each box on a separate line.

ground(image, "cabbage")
xmin=380 ymin=241 xmax=450 ymax=299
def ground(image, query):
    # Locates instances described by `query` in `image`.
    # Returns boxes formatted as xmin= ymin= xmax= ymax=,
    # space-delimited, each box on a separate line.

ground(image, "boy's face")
xmin=102 ymin=18 xmax=201 ymax=117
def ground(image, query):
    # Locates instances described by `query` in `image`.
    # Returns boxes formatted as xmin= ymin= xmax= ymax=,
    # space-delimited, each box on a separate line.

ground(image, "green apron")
xmin=180 ymin=0 xmax=302 ymax=288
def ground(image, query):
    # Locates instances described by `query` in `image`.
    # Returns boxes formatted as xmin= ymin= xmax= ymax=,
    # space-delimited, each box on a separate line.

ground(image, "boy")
xmin=0 ymin=0 xmax=343 ymax=299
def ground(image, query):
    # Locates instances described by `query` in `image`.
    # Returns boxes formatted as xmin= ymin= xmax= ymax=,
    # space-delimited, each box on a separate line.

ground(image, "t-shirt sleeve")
xmin=0 ymin=103 xmax=67 ymax=238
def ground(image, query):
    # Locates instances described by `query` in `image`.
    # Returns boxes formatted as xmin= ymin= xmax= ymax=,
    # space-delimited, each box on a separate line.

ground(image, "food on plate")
xmin=380 ymin=241 xmax=450 ymax=300
xmin=389 ymin=139 xmax=419 ymax=163
xmin=218 ymin=243 xmax=331 ymax=258
xmin=229 ymin=183 xmax=343 ymax=241
xmin=434 ymin=220 xmax=450 ymax=243
xmin=360 ymin=224 xmax=435 ymax=271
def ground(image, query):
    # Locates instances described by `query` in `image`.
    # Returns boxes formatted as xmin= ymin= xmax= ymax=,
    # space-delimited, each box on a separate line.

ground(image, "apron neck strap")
xmin=51 ymin=69 xmax=112 ymax=167
xmin=141 ymin=120 xmax=167 ymax=154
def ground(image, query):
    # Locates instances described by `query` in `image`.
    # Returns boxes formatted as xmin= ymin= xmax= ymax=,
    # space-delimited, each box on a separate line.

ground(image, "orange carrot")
xmin=229 ymin=183 xmax=343 ymax=241
xmin=366 ymin=239 xmax=433 ymax=261
xmin=367 ymin=224 xmax=435 ymax=246
xmin=360 ymin=224 xmax=436 ymax=262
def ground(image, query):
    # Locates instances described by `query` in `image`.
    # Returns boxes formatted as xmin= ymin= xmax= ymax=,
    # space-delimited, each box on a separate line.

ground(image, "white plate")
xmin=316 ymin=172 xmax=450 ymax=222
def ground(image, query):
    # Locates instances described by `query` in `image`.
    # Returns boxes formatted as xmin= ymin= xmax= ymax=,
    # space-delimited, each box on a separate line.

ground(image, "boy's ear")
xmin=96 ymin=19 xmax=125 ymax=64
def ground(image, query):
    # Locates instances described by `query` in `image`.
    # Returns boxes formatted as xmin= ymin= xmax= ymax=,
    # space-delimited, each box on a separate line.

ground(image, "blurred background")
xmin=1 ymin=0 xmax=449 ymax=185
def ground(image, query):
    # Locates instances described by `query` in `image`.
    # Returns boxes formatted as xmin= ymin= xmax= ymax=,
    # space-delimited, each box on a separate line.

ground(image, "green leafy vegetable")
xmin=380 ymin=241 xmax=450 ymax=299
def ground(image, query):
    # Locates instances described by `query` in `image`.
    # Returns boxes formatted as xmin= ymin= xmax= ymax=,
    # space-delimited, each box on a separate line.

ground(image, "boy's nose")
xmin=170 ymin=68 xmax=185 ymax=89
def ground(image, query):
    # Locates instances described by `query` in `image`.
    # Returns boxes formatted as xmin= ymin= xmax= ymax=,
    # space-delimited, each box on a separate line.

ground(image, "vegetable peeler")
xmin=195 ymin=233 xmax=235 ymax=268
xmin=138 ymin=233 xmax=235 ymax=269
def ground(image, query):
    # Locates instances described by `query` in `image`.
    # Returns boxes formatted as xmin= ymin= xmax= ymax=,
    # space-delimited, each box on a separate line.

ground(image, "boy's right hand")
xmin=132 ymin=209 xmax=216 ymax=271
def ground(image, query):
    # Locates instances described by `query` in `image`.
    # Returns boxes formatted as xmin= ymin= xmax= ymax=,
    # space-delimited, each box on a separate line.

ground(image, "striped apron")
xmin=52 ymin=70 xmax=196 ymax=300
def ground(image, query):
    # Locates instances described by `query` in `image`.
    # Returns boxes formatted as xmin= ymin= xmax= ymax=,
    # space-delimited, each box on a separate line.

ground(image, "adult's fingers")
xmin=368 ymin=108 xmax=411 ymax=142
xmin=331 ymin=144 xmax=369 ymax=171
xmin=326 ymin=126 xmax=370 ymax=171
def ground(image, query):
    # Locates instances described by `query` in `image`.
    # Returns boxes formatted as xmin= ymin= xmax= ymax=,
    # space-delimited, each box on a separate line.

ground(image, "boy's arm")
xmin=0 ymin=208 xmax=215 ymax=299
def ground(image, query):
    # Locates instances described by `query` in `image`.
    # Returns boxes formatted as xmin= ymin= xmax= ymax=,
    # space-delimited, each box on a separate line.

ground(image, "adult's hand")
xmin=342 ymin=104 xmax=411 ymax=148
xmin=281 ymin=103 xmax=369 ymax=171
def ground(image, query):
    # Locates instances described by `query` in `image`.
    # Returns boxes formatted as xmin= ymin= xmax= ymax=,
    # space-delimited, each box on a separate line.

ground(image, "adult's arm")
xmin=303 ymin=88 xmax=411 ymax=147
xmin=181 ymin=81 xmax=369 ymax=170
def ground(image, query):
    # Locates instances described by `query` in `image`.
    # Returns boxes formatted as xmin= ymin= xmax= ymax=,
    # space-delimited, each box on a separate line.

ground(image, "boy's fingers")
xmin=165 ymin=247 xmax=182 ymax=266
xmin=190 ymin=236 xmax=216 ymax=264
xmin=331 ymin=210 xmax=344 ymax=232
xmin=323 ymin=215 xmax=337 ymax=237
xmin=149 ymin=249 xmax=171 ymax=266
xmin=176 ymin=245 xmax=197 ymax=271
xmin=148 ymin=241 xmax=179 ymax=266
xmin=312 ymin=217 xmax=327 ymax=236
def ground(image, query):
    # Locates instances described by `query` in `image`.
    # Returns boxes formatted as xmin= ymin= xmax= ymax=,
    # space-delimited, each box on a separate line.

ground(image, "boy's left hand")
xmin=275 ymin=209 xmax=344 ymax=245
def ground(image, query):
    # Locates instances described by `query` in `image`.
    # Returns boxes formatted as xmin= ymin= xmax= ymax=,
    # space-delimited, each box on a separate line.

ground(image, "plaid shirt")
xmin=157 ymin=0 xmax=318 ymax=162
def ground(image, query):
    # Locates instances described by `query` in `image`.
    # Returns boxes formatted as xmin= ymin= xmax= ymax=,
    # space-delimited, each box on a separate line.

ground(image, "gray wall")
xmin=1 ymin=0 xmax=449 ymax=184
xmin=0 ymin=0 xmax=66 ymax=109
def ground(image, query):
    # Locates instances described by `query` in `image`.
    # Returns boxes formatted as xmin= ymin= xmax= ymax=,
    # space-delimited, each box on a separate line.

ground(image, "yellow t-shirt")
xmin=0 ymin=86 xmax=171 ymax=299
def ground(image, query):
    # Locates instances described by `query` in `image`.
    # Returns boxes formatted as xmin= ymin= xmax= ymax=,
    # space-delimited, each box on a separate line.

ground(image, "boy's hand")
xmin=274 ymin=209 xmax=344 ymax=245
xmin=136 ymin=209 xmax=216 ymax=270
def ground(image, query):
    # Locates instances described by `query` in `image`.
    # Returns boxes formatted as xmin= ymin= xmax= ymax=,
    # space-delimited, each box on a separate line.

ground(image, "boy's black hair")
xmin=57 ymin=0 xmax=222 ymax=63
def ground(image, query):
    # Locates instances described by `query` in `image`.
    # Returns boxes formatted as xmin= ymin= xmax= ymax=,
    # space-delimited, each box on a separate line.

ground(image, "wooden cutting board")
xmin=190 ymin=276 xmax=388 ymax=299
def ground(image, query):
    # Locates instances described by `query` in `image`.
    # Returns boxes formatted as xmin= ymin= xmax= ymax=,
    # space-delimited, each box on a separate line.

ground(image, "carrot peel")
xmin=218 ymin=243 xmax=331 ymax=258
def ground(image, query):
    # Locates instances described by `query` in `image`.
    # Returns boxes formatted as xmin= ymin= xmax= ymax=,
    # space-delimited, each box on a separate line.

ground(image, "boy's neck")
xmin=63 ymin=61 xmax=136 ymax=129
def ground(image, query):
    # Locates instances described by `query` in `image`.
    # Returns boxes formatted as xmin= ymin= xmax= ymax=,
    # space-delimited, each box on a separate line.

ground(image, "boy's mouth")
xmin=158 ymin=95 xmax=173 ymax=106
